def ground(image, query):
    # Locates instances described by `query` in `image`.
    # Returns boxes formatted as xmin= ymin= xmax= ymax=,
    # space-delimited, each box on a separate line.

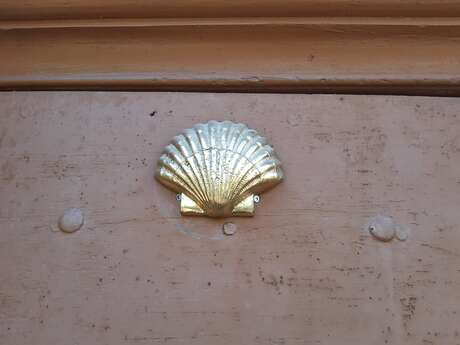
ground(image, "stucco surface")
xmin=0 ymin=92 xmax=459 ymax=344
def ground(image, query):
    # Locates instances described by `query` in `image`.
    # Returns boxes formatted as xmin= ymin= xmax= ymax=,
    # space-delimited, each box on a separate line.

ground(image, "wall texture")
xmin=0 ymin=92 xmax=459 ymax=344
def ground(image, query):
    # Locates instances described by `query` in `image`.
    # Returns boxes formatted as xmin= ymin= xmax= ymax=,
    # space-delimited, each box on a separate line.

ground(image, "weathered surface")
xmin=0 ymin=92 xmax=459 ymax=344
xmin=2 ymin=23 xmax=460 ymax=95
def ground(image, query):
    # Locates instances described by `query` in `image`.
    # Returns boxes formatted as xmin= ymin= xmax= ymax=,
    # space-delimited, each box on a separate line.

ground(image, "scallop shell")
xmin=156 ymin=120 xmax=283 ymax=217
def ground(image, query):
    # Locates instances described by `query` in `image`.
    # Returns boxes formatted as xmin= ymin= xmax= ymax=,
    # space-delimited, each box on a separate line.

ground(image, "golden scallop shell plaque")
xmin=155 ymin=120 xmax=283 ymax=217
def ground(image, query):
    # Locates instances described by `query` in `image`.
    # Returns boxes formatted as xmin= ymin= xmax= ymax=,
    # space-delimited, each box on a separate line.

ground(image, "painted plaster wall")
xmin=0 ymin=92 xmax=459 ymax=344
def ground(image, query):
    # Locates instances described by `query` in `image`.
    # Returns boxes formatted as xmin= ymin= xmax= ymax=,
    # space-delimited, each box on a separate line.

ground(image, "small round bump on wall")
xmin=222 ymin=222 xmax=237 ymax=236
xmin=395 ymin=223 xmax=409 ymax=241
xmin=366 ymin=214 xmax=409 ymax=242
xmin=58 ymin=208 xmax=84 ymax=233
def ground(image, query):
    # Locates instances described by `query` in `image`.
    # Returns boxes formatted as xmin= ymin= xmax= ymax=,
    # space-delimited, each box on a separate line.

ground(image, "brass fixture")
xmin=155 ymin=120 xmax=283 ymax=217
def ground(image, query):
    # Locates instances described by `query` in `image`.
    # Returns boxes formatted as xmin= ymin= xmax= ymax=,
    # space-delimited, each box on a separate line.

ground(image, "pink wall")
xmin=1 ymin=92 xmax=459 ymax=344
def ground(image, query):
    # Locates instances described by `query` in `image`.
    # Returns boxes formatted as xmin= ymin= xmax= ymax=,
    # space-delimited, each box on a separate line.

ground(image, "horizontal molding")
xmin=2 ymin=17 xmax=460 ymax=30
xmin=1 ymin=0 xmax=460 ymax=20
xmin=2 ymin=9 xmax=460 ymax=94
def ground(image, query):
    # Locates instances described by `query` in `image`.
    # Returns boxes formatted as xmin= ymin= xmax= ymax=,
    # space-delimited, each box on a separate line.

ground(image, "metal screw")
xmin=253 ymin=195 xmax=260 ymax=204
xmin=176 ymin=194 xmax=181 ymax=201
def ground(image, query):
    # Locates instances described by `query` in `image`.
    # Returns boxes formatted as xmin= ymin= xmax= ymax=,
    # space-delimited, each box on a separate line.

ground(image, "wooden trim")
xmin=2 ymin=17 xmax=460 ymax=30
xmin=2 ymin=0 xmax=460 ymax=20
xmin=1 ymin=2 xmax=460 ymax=94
